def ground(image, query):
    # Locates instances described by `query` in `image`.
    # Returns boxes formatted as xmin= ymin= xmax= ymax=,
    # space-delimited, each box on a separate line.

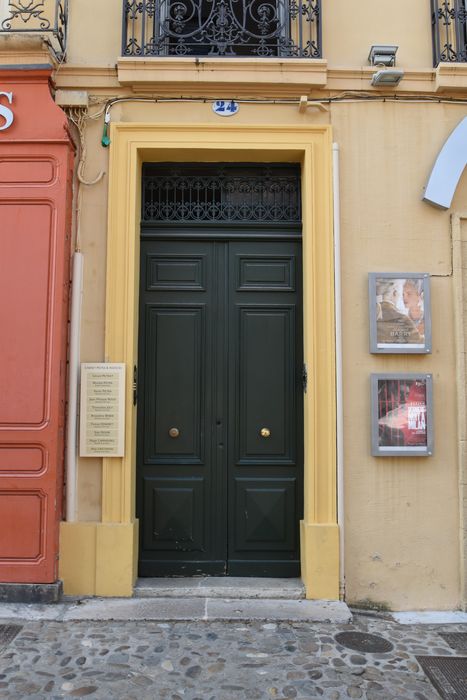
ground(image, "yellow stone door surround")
xmin=60 ymin=122 xmax=339 ymax=598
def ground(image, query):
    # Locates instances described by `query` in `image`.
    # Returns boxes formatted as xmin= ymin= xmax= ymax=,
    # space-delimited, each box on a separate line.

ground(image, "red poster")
xmin=378 ymin=378 xmax=428 ymax=448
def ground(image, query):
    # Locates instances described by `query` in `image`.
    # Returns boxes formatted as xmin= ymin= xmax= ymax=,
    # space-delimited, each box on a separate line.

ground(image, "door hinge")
xmin=302 ymin=363 xmax=308 ymax=393
xmin=133 ymin=365 xmax=138 ymax=406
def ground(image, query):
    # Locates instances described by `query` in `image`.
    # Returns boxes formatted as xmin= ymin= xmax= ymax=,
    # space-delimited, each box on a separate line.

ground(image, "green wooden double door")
xmin=137 ymin=236 xmax=303 ymax=576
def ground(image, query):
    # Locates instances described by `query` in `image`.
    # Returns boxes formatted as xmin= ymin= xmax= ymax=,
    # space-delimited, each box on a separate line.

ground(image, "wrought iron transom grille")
xmin=432 ymin=0 xmax=467 ymax=65
xmin=142 ymin=164 xmax=301 ymax=224
xmin=123 ymin=0 xmax=321 ymax=58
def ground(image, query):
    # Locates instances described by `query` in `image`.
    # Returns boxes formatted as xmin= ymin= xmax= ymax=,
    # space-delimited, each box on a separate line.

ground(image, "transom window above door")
xmin=141 ymin=163 xmax=302 ymax=225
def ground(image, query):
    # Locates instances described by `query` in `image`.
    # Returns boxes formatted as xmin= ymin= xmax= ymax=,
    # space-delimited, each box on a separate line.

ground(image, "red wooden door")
xmin=0 ymin=69 xmax=73 ymax=582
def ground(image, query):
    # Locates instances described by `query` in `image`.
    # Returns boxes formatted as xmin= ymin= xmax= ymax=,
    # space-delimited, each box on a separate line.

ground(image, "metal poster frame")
xmin=371 ymin=373 xmax=434 ymax=457
xmin=369 ymin=272 xmax=432 ymax=354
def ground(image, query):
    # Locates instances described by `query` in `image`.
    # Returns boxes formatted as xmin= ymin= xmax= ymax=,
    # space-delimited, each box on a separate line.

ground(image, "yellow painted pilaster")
xmin=299 ymin=130 xmax=339 ymax=600
xmin=452 ymin=212 xmax=467 ymax=611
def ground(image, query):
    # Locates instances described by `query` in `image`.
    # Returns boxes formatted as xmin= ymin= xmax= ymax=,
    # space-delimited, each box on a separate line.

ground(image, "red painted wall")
xmin=0 ymin=69 xmax=73 ymax=582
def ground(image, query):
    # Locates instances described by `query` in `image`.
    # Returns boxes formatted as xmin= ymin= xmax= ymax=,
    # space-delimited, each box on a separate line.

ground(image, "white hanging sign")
xmin=212 ymin=100 xmax=239 ymax=117
xmin=0 ymin=92 xmax=14 ymax=131
xmin=424 ymin=116 xmax=467 ymax=210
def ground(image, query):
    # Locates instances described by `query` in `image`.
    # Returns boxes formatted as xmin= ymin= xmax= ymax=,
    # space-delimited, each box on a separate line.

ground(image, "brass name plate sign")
xmin=79 ymin=363 xmax=125 ymax=457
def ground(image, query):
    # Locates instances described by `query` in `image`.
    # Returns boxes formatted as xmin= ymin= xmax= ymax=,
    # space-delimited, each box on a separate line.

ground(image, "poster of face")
xmin=371 ymin=374 xmax=433 ymax=457
xmin=369 ymin=273 xmax=431 ymax=354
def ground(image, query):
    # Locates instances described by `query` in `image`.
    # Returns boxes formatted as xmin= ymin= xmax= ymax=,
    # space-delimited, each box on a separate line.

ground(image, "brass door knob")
xmin=260 ymin=428 xmax=271 ymax=438
xmin=168 ymin=427 xmax=180 ymax=438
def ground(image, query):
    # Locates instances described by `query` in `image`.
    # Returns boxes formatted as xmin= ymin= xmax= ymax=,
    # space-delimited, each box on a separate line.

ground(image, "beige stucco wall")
xmin=66 ymin=0 xmax=433 ymax=69
xmin=335 ymin=102 xmax=462 ymax=610
xmin=50 ymin=0 xmax=466 ymax=607
xmin=67 ymin=0 xmax=121 ymax=67
xmin=323 ymin=0 xmax=433 ymax=69
xmin=69 ymin=96 xmax=464 ymax=608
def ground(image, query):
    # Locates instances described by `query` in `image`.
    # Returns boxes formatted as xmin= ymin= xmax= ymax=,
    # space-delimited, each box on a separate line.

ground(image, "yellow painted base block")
xmin=58 ymin=522 xmax=97 ymax=596
xmin=59 ymin=520 xmax=138 ymax=597
xmin=300 ymin=521 xmax=339 ymax=600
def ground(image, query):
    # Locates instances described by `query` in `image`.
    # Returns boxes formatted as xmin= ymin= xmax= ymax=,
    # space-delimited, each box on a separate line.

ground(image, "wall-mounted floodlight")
xmin=368 ymin=45 xmax=399 ymax=67
xmin=371 ymin=69 xmax=404 ymax=87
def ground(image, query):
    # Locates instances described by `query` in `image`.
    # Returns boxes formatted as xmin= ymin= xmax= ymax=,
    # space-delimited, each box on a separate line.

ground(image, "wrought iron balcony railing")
xmin=432 ymin=0 xmax=467 ymax=64
xmin=123 ymin=0 xmax=321 ymax=58
xmin=0 ymin=0 xmax=67 ymax=60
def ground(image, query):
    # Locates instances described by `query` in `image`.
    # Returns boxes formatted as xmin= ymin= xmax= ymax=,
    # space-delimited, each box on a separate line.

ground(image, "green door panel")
xmin=137 ymin=238 xmax=303 ymax=576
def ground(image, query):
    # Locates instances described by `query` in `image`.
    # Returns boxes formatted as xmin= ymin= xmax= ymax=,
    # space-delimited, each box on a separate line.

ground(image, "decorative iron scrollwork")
xmin=0 ymin=0 xmax=67 ymax=59
xmin=142 ymin=164 xmax=301 ymax=224
xmin=432 ymin=0 xmax=467 ymax=65
xmin=123 ymin=0 xmax=320 ymax=58
xmin=1 ymin=1 xmax=51 ymax=29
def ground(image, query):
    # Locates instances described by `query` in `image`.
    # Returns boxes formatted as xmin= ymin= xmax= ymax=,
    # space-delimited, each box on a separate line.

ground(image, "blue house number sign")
xmin=212 ymin=100 xmax=239 ymax=116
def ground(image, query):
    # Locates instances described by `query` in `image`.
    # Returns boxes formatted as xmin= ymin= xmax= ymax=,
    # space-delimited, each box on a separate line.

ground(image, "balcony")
xmin=432 ymin=0 xmax=467 ymax=65
xmin=122 ymin=0 xmax=321 ymax=59
xmin=0 ymin=0 xmax=67 ymax=60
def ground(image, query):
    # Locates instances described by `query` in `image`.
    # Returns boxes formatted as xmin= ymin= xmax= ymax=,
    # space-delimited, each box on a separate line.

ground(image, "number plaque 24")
xmin=212 ymin=100 xmax=239 ymax=117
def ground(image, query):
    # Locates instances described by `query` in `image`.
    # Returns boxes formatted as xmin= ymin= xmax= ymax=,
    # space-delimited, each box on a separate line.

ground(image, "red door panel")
xmin=0 ymin=69 xmax=73 ymax=583
xmin=1 ymin=202 xmax=52 ymax=425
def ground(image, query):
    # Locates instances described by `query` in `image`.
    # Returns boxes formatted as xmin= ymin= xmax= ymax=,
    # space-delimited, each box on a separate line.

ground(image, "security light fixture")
xmin=371 ymin=69 xmax=404 ymax=87
xmin=368 ymin=45 xmax=399 ymax=67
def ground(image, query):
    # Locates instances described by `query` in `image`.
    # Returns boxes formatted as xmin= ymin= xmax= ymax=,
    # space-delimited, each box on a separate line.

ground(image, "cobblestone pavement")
xmin=0 ymin=612 xmax=465 ymax=699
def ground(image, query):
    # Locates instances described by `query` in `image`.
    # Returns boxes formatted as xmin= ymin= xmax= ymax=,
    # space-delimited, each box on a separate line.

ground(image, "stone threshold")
xmin=134 ymin=577 xmax=305 ymax=600
xmin=0 ymin=597 xmax=351 ymax=623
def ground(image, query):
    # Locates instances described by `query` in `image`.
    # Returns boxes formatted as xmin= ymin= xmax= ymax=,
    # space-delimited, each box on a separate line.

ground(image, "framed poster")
xmin=369 ymin=273 xmax=431 ymax=353
xmin=371 ymin=374 xmax=433 ymax=457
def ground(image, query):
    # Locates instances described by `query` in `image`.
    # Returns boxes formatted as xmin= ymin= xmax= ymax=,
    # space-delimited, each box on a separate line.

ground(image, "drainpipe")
xmin=65 ymin=251 xmax=83 ymax=522
xmin=333 ymin=143 xmax=345 ymax=600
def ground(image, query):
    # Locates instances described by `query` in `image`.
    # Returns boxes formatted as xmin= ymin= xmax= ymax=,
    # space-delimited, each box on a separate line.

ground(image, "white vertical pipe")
xmin=66 ymin=251 xmax=83 ymax=523
xmin=333 ymin=143 xmax=345 ymax=600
